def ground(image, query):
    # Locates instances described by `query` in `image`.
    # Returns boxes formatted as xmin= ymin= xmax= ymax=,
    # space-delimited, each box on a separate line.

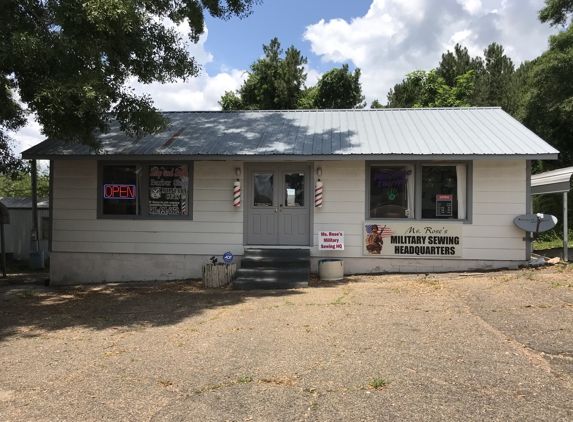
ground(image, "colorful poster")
xmin=364 ymin=222 xmax=462 ymax=258
xmin=148 ymin=165 xmax=189 ymax=216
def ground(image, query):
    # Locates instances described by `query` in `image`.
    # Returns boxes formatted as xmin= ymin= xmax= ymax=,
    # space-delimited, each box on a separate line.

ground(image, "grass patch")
xmin=237 ymin=377 xmax=253 ymax=383
xmin=369 ymin=377 xmax=387 ymax=390
xmin=418 ymin=279 xmax=441 ymax=289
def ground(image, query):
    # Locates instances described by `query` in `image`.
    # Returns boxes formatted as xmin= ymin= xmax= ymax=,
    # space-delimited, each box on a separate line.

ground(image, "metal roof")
xmin=21 ymin=108 xmax=559 ymax=160
xmin=531 ymin=167 xmax=573 ymax=195
xmin=0 ymin=197 xmax=49 ymax=209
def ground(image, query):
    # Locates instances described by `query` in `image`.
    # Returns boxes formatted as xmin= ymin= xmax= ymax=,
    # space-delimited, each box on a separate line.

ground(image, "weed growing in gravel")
xmin=285 ymin=301 xmax=295 ymax=306
xmin=418 ymin=279 xmax=441 ymax=289
xmin=550 ymin=282 xmax=564 ymax=288
xmin=237 ymin=377 xmax=253 ymax=383
xmin=519 ymin=271 xmax=537 ymax=281
xmin=369 ymin=377 xmax=387 ymax=390
xmin=330 ymin=290 xmax=350 ymax=305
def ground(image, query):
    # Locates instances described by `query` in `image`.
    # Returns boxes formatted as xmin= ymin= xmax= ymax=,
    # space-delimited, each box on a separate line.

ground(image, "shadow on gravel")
xmin=0 ymin=278 xmax=305 ymax=341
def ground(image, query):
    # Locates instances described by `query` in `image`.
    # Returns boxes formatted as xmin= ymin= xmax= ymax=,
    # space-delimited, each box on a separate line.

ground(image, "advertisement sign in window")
xmin=149 ymin=165 xmax=189 ymax=216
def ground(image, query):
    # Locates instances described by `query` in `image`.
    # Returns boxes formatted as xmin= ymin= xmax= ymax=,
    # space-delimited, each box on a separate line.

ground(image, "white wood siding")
xmin=312 ymin=161 xmax=366 ymax=258
xmin=52 ymin=160 xmax=244 ymax=256
xmin=53 ymin=159 xmax=526 ymax=262
xmin=463 ymin=160 xmax=526 ymax=261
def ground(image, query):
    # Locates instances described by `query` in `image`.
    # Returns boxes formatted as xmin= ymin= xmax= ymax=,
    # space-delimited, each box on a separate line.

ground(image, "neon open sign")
xmin=103 ymin=184 xmax=136 ymax=200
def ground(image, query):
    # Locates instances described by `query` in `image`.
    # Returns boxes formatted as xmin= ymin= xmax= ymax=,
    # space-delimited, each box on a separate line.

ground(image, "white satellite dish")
xmin=513 ymin=214 xmax=558 ymax=233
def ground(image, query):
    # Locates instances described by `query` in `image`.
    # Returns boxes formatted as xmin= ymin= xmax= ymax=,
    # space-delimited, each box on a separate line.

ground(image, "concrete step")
xmin=233 ymin=268 xmax=309 ymax=290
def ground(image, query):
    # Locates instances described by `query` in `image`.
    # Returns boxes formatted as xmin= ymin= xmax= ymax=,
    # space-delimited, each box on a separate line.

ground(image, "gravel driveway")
xmin=1 ymin=267 xmax=572 ymax=421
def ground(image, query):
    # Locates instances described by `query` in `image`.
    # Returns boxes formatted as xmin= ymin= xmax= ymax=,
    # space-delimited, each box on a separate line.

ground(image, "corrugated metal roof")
xmin=0 ymin=197 xmax=49 ymax=209
xmin=21 ymin=108 xmax=559 ymax=160
xmin=531 ymin=167 xmax=573 ymax=195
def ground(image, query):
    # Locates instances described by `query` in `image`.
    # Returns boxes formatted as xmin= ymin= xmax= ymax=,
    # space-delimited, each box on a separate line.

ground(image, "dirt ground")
xmin=1 ymin=266 xmax=573 ymax=422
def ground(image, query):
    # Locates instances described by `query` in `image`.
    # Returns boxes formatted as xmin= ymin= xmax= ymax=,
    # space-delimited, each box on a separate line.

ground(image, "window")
xmin=369 ymin=165 xmax=414 ymax=219
xmin=367 ymin=162 xmax=470 ymax=221
xmin=98 ymin=162 xmax=193 ymax=219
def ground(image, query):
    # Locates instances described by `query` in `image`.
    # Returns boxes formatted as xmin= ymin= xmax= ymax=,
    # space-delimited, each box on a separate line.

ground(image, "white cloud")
xmin=457 ymin=0 xmax=482 ymax=14
xmin=304 ymin=0 xmax=556 ymax=105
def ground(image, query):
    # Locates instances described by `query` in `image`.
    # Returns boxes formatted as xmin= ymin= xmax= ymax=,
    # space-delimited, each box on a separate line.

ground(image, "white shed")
xmin=0 ymin=197 xmax=50 ymax=263
xmin=21 ymin=108 xmax=558 ymax=286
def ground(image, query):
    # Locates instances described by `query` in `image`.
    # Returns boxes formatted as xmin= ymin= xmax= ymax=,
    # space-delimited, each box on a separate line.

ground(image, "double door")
xmin=246 ymin=164 xmax=311 ymax=246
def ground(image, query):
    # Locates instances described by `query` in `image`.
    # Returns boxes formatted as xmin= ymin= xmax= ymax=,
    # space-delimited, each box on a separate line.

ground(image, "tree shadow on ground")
xmin=0 ymin=277 xmax=306 ymax=341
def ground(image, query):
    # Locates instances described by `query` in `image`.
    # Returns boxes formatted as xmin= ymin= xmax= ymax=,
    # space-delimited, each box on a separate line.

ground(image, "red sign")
xmin=436 ymin=195 xmax=453 ymax=200
xmin=103 ymin=184 xmax=136 ymax=199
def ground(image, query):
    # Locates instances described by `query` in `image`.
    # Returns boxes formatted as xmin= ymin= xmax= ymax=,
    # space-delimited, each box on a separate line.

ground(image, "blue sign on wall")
xmin=223 ymin=252 xmax=234 ymax=263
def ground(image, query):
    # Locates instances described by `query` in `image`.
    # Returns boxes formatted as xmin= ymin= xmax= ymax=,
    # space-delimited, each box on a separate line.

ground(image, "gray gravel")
xmin=1 ymin=267 xmax=572 ymax=421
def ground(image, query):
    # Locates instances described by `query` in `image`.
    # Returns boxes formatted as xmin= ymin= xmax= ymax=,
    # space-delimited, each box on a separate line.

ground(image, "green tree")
xmin=437 ymin=44 xmax=477 ymax=88
xmin=0 ymin=168 xmax=50 ymax=197
xmin=220 ymin=38 xmax=307 ymax=110
xmin=389 ymin=69 xmax=474 ymax=108
xmin=370 ymin=99 xmax=385 ymax=109
xmin=310 ymin=64 xmax=365 ymax=109
xmin=1 ymin=0 xmax=261 ymax=173
xmin=520 ymin=26 xmax=573 ymax=167
xmin=539 ymin=0 xmax=573 ymax=26
xmin=473 ymin=43 xmax=516 ymax=113
xmin=386 ymin=76 xmax=424 ymax=108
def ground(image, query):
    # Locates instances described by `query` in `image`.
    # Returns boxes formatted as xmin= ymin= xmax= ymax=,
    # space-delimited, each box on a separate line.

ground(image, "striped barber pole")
xmin=233 ymin=181 xmax=241 ymax=207
xmin=315 ymin=181 xmax=323 ymax=208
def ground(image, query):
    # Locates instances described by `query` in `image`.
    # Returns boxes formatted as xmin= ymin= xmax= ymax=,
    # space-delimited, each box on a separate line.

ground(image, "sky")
xmin=12 ymin=0 xmax=558 ymax=156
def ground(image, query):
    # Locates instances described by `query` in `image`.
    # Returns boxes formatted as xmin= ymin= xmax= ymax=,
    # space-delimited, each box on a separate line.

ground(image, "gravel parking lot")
xmin=1 ymin=266 xmax=572 ymax=421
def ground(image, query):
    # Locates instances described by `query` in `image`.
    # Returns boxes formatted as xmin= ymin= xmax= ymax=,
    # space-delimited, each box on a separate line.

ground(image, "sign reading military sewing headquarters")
xmin=363 ymin=223 xmax=462 ymax=258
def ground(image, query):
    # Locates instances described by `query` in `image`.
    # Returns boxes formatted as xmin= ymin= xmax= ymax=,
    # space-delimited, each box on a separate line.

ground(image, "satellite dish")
xmin=513 ymin=214 xmax=557 ymax=232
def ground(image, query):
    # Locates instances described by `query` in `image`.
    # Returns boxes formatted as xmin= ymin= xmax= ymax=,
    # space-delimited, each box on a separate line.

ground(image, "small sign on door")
xmin=319 ymin=231 xmax=344 ymax=250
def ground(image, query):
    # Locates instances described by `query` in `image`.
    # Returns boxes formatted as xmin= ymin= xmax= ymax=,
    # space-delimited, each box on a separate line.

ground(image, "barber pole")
xmin=315 ymin=181 xmax=323 ymax=208
xmin=233 ymin=181 xmax=241 ymax=207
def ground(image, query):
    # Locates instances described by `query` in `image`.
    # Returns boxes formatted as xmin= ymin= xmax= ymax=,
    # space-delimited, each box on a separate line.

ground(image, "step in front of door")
xmin=233 ymin=268 xmax=309 ymax=290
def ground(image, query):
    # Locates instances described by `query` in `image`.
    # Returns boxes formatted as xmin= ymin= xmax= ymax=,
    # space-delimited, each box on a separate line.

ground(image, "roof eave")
xmin=21 ymin=153 xmax=560 ymax=161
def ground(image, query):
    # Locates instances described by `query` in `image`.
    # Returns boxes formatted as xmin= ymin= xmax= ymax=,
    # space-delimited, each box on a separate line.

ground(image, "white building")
xmin=22 ymin=108 xmax=558 ymax=285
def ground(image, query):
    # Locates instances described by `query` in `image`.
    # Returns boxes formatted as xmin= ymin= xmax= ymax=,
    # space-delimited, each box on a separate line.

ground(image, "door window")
xmin=284 ymin=173 xmax=305 ymax=207
xmin=253 ymin=173 xmax=274 ymax=206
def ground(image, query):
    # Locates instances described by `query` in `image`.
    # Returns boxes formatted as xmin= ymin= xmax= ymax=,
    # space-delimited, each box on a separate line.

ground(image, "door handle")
xmin=275 ymin=209 xmax=278 ymax=213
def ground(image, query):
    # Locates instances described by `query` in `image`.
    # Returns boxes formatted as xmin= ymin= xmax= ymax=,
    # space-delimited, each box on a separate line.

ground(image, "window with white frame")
xmin=367 ymin=162 xmax=469 ymax=220
xmin=98 ymin=162 xmax=193 ymax=219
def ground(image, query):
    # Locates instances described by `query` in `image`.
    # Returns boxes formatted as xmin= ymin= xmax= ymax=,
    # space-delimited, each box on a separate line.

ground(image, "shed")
xmin=21 ymin=108 xmax=558 ymax=285
xmin=0 ymin=197 xmax=50 ymax=263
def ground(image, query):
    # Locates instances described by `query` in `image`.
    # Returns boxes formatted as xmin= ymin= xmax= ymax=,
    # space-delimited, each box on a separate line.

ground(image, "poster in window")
xmin=148 ymin=165 xmax=189 ymax=216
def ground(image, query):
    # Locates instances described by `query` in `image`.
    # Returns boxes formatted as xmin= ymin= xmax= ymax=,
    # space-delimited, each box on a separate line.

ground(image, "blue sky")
xmin=203 ymin=0 xmax=374 ymax=75
xmin=13 ymin=0 xmax=557 ymax=154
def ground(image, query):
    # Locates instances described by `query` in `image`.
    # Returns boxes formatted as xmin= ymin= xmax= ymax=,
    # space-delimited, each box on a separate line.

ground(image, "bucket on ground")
xmin=318 ymin=259 xmax=344 ymax=281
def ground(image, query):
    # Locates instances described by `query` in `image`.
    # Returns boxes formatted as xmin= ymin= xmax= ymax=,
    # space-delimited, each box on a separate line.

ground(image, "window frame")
xmin=97 ymin=161 xmax=194 ymax=220
xmin=366 ymin=161 xmax=472 ymax=223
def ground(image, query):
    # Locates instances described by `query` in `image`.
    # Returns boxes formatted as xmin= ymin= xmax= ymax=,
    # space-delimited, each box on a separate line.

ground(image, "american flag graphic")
xmin=365 ymin=225 xmax=394 ymax=238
